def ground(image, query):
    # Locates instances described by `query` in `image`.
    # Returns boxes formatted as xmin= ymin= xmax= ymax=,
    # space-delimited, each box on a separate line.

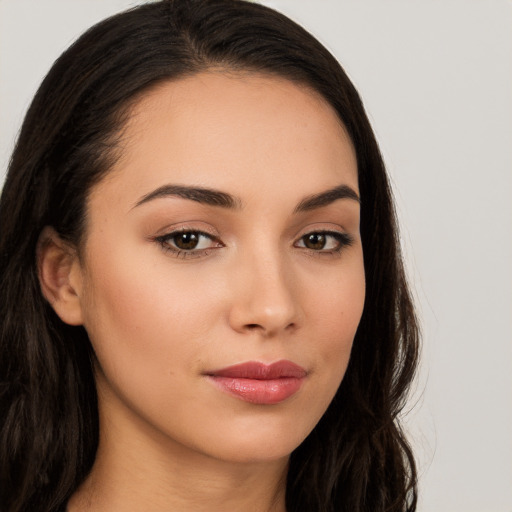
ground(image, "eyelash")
xmin=154 ymin=229 xmax=354 ymax=259
xmin=296 ymin=231 xmax=354 ymax=256
xmin=155 ymin=229 xmax=223 ymax=259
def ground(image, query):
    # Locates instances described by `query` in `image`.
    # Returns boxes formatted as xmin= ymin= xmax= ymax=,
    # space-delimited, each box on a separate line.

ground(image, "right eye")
xmin=155 ymin=230 xmax=223 ymax=258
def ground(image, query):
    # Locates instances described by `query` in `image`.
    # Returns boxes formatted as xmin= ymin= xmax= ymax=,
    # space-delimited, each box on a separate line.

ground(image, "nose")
xmin=227 ymin=250 xmax=301 ymax=337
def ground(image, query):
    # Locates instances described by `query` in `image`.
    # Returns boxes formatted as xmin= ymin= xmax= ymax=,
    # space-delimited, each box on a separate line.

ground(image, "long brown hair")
xmin=0 ymin=1 xmax=420 ymax=510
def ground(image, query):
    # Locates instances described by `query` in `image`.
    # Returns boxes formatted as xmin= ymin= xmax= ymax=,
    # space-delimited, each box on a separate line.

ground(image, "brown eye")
xmin=173 ymin=232 xmax=200 ymax=250
xmin=303 ymin=233 xmax=327 ymax=250
xmin=295 ymin=231 xmax=353 ymax=253
xmin=156 ymin=230 xmax=222 ymax=256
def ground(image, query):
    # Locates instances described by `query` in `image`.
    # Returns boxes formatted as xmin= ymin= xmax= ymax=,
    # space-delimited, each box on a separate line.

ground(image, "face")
xmin=75 ymin=72 xmax=365 ymax=464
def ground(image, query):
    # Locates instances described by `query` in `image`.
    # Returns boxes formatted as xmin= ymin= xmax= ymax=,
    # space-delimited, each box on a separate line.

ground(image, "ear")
xmin=37 ymin=226 xmax=84 ymax=326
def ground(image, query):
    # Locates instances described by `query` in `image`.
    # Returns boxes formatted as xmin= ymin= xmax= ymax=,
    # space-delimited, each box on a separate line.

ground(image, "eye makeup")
xmin=153 ymin=225 xmax=354 ymax=261
xmin=154 ymin=227 xmax=224 ymax=259
xmin=294 ymin=230 xmax=354 ymax=255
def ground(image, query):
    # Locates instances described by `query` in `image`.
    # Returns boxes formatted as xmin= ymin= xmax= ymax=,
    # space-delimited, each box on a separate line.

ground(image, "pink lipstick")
xmin=206 ymin=360 xmax=306 ymax=405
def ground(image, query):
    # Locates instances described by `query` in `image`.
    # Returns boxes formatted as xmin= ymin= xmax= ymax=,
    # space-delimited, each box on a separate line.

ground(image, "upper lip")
xmin=207 ymin=360 xmax=307 ymax=380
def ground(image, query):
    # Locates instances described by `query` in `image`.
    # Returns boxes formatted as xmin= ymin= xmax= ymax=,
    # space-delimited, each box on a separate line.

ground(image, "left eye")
xmin=295 ymin=232 xmax=351 ymax=251
xmin=159 ymin=231 xmax=217 ymax=251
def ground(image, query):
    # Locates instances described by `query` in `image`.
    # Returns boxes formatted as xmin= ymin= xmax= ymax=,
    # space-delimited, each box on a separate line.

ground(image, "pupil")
xmin=175 ymin=232 xmax=199 ymax=250
xmin=305 ymin=233 xmax=325 ymax=250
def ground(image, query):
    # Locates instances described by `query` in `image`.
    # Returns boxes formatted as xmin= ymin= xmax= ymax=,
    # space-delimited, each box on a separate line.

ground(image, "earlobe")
xmin=37 ymin=227 xmax=84 ymax=326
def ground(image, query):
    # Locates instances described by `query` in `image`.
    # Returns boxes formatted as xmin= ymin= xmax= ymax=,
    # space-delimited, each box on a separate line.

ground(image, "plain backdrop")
xmin=1 ymin=1 xmax=511 ymax=511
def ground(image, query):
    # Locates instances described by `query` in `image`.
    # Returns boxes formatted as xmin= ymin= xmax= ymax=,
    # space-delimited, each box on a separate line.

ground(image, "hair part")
xmin=0 ymin=1 xmax=419 ymax=510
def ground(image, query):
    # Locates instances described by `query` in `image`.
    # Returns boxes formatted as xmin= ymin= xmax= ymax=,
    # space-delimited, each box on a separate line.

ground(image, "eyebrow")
xmin=133 ymin=183 xmax=360 ymax=211
xmin=133 ymin=184 xmax=242 ymax=209
xmin=294 ymin=184 xmax=360 ymax=213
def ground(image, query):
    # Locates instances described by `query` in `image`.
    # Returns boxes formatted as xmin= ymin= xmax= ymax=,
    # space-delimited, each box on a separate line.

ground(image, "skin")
xmin=40 ymin=72 xmax=365 ymax=511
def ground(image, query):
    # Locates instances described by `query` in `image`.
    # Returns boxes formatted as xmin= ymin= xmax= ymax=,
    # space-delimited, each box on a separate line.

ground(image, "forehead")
xmin=93 ymin=71 xmax=358 ymax=211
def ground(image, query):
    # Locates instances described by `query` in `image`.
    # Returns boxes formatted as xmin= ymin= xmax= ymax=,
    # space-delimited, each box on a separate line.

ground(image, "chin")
xmin=187 ymin=415 xmax=315 ymax=465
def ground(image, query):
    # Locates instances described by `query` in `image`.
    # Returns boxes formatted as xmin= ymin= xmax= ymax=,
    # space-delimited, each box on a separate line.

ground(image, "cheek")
xmin=79 ymin=245 xmax=221 ymax=390
xmin=297 ymin=251 xmax=365 ymax=409
xmin=308 ymin=254 xmax=365 ymax=353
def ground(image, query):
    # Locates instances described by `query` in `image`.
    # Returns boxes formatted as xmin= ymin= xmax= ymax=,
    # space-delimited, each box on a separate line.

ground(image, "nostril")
xmin=243 ymin=322 xmax=296 ymax=334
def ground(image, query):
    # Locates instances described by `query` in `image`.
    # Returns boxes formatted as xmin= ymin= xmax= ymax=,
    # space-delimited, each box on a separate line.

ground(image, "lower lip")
xmin=208 ymin=376 xmax=304 ymax=405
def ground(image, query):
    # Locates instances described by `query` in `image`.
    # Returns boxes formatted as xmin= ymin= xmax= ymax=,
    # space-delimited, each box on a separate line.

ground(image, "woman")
xmin=0 ymin=0 xmax=419 ymax=511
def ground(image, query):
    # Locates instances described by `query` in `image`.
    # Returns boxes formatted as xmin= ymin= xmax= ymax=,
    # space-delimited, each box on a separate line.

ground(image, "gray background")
xmin=1 ymin=1 xmax=511 ymax=510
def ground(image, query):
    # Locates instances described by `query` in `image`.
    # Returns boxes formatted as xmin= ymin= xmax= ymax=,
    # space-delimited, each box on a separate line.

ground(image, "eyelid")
xmin=152 ymin=223 xmax=224 ymax=259
xmin=293 ymin=225 xmax=355 ymax=254
xmin=151 ymin=222 xmax=355 ymax=259
xmin=293 ymin=223 xmax=353 ymax=241
xmin=152 ymin=221 xmax=220 ymax=239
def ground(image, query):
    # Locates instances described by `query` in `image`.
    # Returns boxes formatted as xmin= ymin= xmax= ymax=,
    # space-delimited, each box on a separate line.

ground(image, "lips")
xmin=206 ymin=360 xmax=307 ymax=405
